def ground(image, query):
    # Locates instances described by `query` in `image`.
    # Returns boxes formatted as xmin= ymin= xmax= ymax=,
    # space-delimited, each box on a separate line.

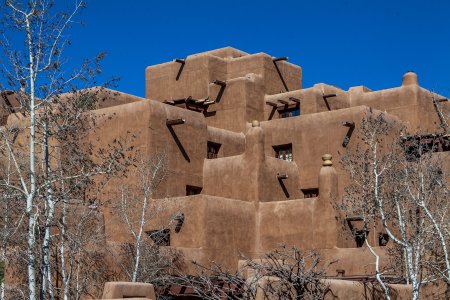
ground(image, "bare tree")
xmin=116 ymin=153 xmax=183 ymax=286
xmin=0 ymin=1 xmax=121 ymax=299
xmin=339 ymin=111 xmax=450 ymax=300
xmin=172 ymin=246 xmax=331 ymax=300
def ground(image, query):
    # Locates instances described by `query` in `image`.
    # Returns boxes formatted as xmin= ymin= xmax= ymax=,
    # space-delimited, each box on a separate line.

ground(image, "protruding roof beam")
xmin=174 ymin=58 xmax=186 ymax=81
xmin=212 ymin=79 xmax=227 ymax=87
xmin=323 ymin=93 xmax=337 ymax=99
xmin=342 ymin=121 xmax=356 ymax=147
xmin=273 ymin=56 xmax=288 ymax=62
xmin=277 ymin=173 xmax=288 ymax=179
xmin=272 ymin=57 xmax=289 ymax=92
xmin=342 ymin=121 xmax=355 ymax=128
xmin=289 ymin=97 xmax=301 ymax=104
xmin=166 ymin=118 xmax=185 ymax=126
xmin=266 ymin=101 xmax=279 ymax=108
xmin=277 ymin=99 xmax=290 ymax=105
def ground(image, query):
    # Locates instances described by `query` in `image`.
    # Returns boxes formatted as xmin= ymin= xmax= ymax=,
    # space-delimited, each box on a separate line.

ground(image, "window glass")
xmin=279 ymin=107 xmax=300 ymax=118
xmin=273 ymin=144 xmax=293 ymax=161
xmin=207 ymin=141 xmax=221 ymax=159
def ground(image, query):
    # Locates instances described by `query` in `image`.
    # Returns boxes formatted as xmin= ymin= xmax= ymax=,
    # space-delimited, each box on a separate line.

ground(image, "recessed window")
xmin=355 ymin=230 xmax=367 ymax=248
xmin=378 ymin=233 xmax=390 ymax=246
xmin=273 ymin=143 xmax=293 ymax=161
xmin=147 ymin=229 xmax=170 ymax=246
xmin=186 ymin=185 xmax=202 ymax=196
xmin=302 ymin=188 xmax=319 ymax=198
xmin=279 ymin=107 xmax=300 ymax=119
xmin=207 ymin=141 xmax=221 ymax=159
xmin=402 ymin=135 xmax=449 ymax=161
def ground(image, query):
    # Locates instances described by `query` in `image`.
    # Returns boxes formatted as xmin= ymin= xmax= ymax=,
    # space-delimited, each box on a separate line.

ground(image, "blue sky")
xmin=53 ymin=0 xmax=450 ymax=97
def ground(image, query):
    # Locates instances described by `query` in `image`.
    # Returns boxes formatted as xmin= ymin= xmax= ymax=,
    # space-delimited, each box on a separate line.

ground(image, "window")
xmin=207 ymin=141 xmax=221 ymax=159
xmin=147 ymin=229 xmax=170 ymax=246
xmin=186 ymin=185 xmax=202 ymax=196
xmin=273 ymin=144 xmax=293 ymax=161
xmin=302 ymin=188 xmax=319 ymax=198
xmin=354 ymin=230 xmax=367 ymax=248
xmin=378 ymin=233 xmax=390 ymax=246
xmin=403 ymin=134 xmax=449 ymax=161
xmin=279 ymin=107 xmax=300 ymax=119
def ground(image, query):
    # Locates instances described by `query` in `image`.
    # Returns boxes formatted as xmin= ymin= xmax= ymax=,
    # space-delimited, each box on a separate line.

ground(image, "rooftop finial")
xmin=322 ymin=154 xmax=332 ymax=166
xmin=252 ymin=120 xmax=260 ymax=127
xmin=402 ymin=71 xmax=418 ymax=86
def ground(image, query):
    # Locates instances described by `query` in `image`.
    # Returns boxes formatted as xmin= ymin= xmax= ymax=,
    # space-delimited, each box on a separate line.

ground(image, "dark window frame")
xmin=273 ymin=143 xmax=293 ymax=161
xmin=207 ymin=141 xmax=221 ymax=159
xmin=186 ymin=185 xmax=202 ymax=196
xmin=278 ymin=106 xmax=300 ymax=119
xmin=301 ymin=188 xmax=319 ymax=198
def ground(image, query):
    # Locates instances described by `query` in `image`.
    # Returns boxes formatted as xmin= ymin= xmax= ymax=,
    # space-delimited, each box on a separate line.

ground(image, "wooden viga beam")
xmin=342 ymin=121 xmax=355 ymax=147
xmin=266 ymin=101 xmax=279 ymax=108
xmin=289 ymin=97 xmax=301 ymax=104
xmin=273 ymin=56 xmax=288 ymax=62
xmin=166 ymin=118 xmax=185 ymax=126
xmin=277 ymin=172 xmax=288 ymax=179
xmin=174 ymin=58 xmax=186 ymax=81
xmin=342 ymin=121 xmax=355 ymax=128
xmin=323 ymin=93 xmax=337 ymax=99
xmin=212 ymin=79 xmax=227 ymax=87
xmin=277 ymin=99 xmax=290 ymax=105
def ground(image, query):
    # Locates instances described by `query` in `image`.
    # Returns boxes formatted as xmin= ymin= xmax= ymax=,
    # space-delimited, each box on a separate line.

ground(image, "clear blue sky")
xmin=66 ymin=0 xmax=450 ymax=97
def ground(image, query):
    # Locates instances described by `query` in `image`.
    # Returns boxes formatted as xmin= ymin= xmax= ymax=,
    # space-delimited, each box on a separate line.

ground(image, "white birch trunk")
xmin=40 ymin=122 xmax=55 ymax=300
xmin=60 ymin=198 xmax=69 ymax=300
xmin=365 ymin=239 xmax=391 ymax=300
xmin=25 ymin=13 xmax=37 ymax=300
xmin=0 ymin=245 xmax=5 ymax=300
xmin=132 ymin=193 xmax=149 ymax=282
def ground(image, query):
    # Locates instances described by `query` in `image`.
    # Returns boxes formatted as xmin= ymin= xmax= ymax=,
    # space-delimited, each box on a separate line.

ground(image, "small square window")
xmin=378 ymin=233 xmax=390 ymax=246
xmin=302 ymin=188 xmax=319 ymax=198
xmin=207 ymin=141 xmax=221 ymax=159
xmin=186 ymin=185 xmax=202 ymax=196
xmin=273 ymin=144 xmax=293 ymax=161
xmin=279 ymin=107 xmax=300 ymax=119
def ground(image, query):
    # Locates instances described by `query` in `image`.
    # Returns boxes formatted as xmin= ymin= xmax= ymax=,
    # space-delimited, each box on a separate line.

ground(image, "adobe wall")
xmin=348 ymin=73 xmax=447 ymax=134
xmin=264 ymin=83 xmax=350 ymax=121
xmin=84 ymin=99 xmax=213 ymax=242
xmin=1 ymin=47 xmax=447 ymax=295
xmin=202 ymin=123 xmax=301 ymax=202
xmin=143 ymin=195 xmax=257 ymax=272
xmin=259 ymin=105 xmax=395 ymax=194
xmin=145 ymin=47 xmax=302 ymax=133
xmin=206 ymin=126 xmax=245 ymax=157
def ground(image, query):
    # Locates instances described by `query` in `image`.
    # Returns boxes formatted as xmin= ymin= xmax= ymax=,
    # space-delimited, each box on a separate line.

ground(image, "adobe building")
xmin=1 ymin=47 xmax=449 ymax=296
xmin=90 ymin=47 xmax=447 ymax=276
